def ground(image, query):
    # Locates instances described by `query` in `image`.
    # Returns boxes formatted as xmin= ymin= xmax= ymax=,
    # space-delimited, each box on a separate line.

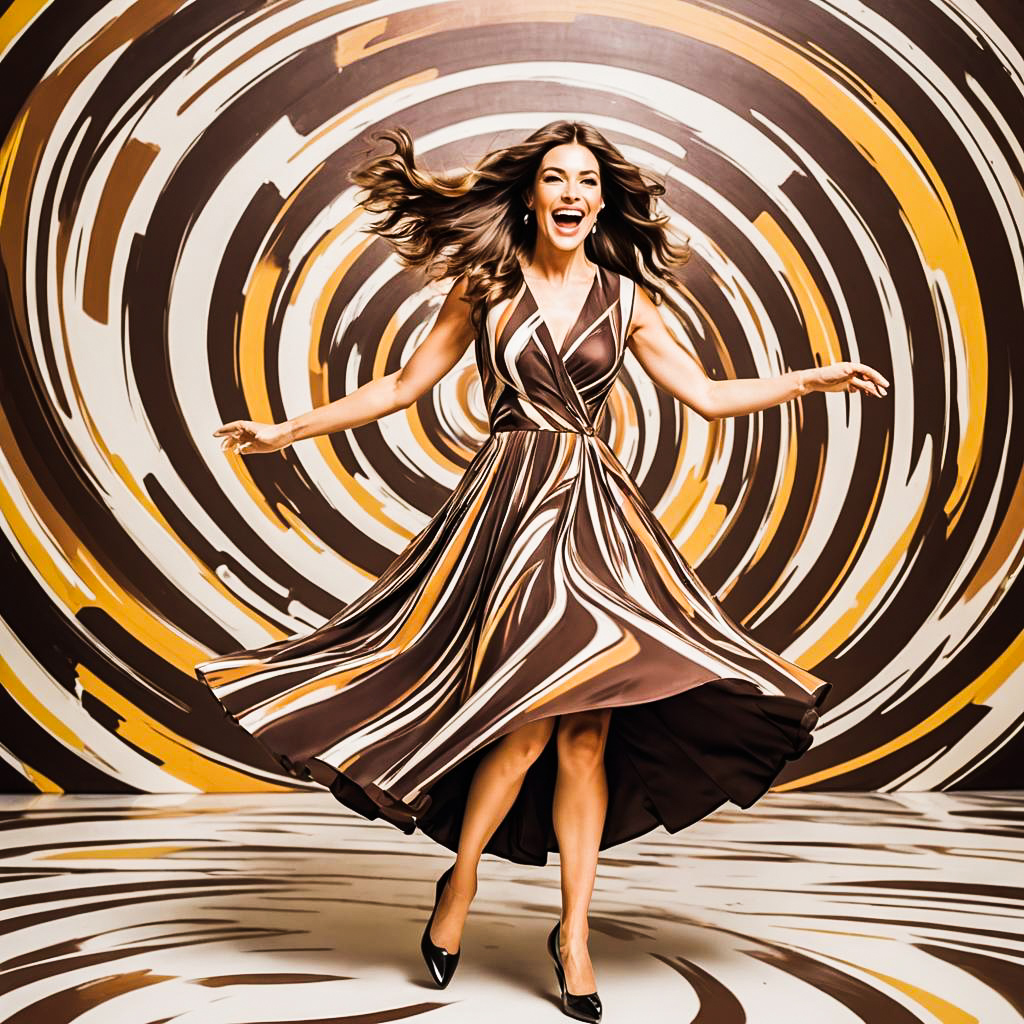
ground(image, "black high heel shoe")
xmin=420 ymin=865 xmax=461 ymax=988
xmin=547 ymin=922 xmax=602 ymax=1022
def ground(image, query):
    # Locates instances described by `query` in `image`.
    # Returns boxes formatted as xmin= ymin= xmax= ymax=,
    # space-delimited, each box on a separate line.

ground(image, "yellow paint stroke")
xmin=799 ymin=948 xmax=978 ymax=1024
xmin=23 ymin=763 xmax=60 ymax=793
xmin=795 ymin=430 xmax=900 ymax=665
xmin=0 ymin=0 xmax=48 ymax=55
xmin=742 ymin=408 xmax=800 ymax=597
xmin=659 ymin=396 xmax=722 ymax=559
xmin=75 ymin=665 xmax=295 ymax=792
xmin=858 ymin=964 xmax=977 ymax=1024
xmin=1 ymin=655 xmax=90 ymax=757
xmin=647 ymin=292 xmax=729 ymax=553
xmin=775 ymin=629 xmax=1024 ymax=791
xmin=290 ymin=214 xmax=417 ymax=546
xmin=276 ymin=503 xmax=327 ymax=553
xmin=237 ymin=255 xmax=281 ymax=457
xmin=672 ymin=466 xmax=725 ymax=564
xmin=404 ymin=376 xmax=467 ymax=476
xmin=962 ymin=452 xmax=1024 ymax=601
xmin=453 ymin=363 xmax=488 ymax=454
xmin=43 ymin=845 xmax=192 ymax=860
xmin=735 ymin=212 xmax=837 ymax=610
xmin=237 ymin=226 xmax=413 ymax=549
xmin=0 ymin=108 xmax=28 ymax=219
xmin=757 ymin=212 xmax=844 ymax=367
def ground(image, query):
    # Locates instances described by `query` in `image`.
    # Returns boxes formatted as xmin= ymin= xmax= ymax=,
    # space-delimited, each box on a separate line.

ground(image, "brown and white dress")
xmin=195 ymin=263 xmax=833 ymax=866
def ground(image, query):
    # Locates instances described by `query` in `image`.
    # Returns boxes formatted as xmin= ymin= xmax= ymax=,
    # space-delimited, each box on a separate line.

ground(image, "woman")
xmin=197 ymin=120 xmax=887 ymax=1022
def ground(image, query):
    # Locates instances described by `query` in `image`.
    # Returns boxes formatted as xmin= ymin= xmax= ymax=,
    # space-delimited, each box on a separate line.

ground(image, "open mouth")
xmin=551 ymin=209 xmax=585 ymax=233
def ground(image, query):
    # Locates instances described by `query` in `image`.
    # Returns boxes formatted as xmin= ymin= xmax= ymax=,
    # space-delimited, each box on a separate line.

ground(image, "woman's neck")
xmin=521 ymin=242 xmax=594 ymax=284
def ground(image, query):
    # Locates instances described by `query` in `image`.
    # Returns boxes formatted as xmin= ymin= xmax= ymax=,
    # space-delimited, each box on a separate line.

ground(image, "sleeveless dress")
xmin=194 ymin=263 xmax=833 ymax=866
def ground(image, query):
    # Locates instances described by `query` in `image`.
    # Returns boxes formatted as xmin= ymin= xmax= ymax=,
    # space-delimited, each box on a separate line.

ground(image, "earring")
xmin=523 ymin=210 xmax=531 ymax=224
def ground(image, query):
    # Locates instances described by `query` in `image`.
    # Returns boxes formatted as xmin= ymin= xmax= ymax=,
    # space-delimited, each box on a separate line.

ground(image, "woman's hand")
xmin=214 ymin=420 xmax=294 ymax=455
xmin=802 ymin=361 xmax=889 ymax=398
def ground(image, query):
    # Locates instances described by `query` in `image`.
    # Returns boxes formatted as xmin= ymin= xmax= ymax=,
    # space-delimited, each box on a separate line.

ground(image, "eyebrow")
xmin=541 ymin=166 xmax=599 ymax=175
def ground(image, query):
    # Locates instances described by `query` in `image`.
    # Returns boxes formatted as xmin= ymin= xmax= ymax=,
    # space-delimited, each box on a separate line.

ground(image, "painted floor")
xmin=0 ymin=791 xmax=1021 ymax=1023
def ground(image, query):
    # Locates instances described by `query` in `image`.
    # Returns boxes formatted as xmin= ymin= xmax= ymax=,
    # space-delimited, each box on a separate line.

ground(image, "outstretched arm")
xmin=625 ymin=285 xmax=888 ymax=421
xmin=216 ymin=275 xmax=476 ymax=454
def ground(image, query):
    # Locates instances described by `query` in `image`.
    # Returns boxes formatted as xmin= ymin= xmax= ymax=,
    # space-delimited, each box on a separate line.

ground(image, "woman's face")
xmin=526 ymin=143 xmax=604 ymax=253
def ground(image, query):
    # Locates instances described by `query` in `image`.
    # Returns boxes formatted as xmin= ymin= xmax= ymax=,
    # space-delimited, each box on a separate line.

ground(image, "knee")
xmin=497 ymin=718 xmax=555 ymax=775
xmin=557 ymin=712 xmax=610 ymax=771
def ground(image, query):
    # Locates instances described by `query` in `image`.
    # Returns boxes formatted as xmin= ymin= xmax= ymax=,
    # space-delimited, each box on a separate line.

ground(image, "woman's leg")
xmin=429 ymin=715 xmax=557 ymax=953
xmin=552 ymin=707 xmax=612 ymax=994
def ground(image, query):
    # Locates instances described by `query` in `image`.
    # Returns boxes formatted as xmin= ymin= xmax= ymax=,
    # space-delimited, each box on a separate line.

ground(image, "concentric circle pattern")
xmin=0 ymin=0 xmax=1021 ymax=796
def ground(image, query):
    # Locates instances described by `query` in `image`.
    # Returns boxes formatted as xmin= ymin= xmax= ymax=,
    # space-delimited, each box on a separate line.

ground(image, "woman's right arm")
xmin=216 ymin=275 xmax=475 ymax=454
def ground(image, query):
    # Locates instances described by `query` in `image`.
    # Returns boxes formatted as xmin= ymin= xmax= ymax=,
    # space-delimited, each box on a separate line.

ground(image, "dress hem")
xmin=252 ymin=677 xmax=834 ymax=867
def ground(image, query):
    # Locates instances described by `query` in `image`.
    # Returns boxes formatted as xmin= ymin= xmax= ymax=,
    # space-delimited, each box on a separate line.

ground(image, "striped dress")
xmin=195 ymin=262 xmax=833 ymax=866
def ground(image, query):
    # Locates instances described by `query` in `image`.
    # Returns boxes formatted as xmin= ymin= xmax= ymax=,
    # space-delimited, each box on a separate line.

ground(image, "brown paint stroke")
xmin=243 ymin=1006 xmax=450 ymax=1024
xmin=917 ymin=941 xmax=1024 ymax=1017
xmin=195 ymin=972 xmax=352 ymax=986
xmin=83 ymin=138 xmax=159 ymax=324
xmin=0 ymin=930 xmax=282 ymax=997
xmin=747 ymin=945 xmax=924 ymax=1022
xmin=3 ymin=969 xmax=173 ymax=1024
xmin=649 ymin=951 xmax=745 ymax=1023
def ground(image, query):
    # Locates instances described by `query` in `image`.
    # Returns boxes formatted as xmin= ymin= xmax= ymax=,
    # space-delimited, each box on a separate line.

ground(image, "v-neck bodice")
xmin=478 ymin=262 xmax=637 ymax=438
xmin=519 ymin=264 xmax=601 ymax=356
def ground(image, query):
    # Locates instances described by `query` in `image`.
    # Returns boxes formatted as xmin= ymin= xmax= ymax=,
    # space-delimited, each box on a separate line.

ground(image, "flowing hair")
xmin=348 ymin=120 xmax=692 ymax=334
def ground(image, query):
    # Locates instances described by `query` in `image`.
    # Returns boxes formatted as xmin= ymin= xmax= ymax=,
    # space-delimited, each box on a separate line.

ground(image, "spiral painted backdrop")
xmin=0 ymin=0 xmax=1021 ymax=798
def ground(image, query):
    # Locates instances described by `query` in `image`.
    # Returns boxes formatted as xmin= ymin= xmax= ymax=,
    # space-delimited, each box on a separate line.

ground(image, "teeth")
xmin=554 ymin=210 xmax=583 ymax=220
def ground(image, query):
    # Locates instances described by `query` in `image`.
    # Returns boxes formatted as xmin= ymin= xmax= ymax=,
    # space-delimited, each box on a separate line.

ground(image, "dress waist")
xmin=490 ymin=424 xmax=596 ymax=437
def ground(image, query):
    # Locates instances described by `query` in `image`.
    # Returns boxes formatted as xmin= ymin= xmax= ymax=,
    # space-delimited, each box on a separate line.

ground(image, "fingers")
xmin=221 ymin=438 xmax=254 ymax=453
xmin=849 ymin=375 xmax=885 ymax=398
xmin=214 ymin=419 xmax=255 ymax=453
xmin=839 ymin=361 xmax=887 ymax=398
xmin=213 ymin=421 xmax=246 ymax=437
xmin=850 ymin=362 xmax=889 ymax=393
xmin=218 ymin=427 xmax=255 ymax=453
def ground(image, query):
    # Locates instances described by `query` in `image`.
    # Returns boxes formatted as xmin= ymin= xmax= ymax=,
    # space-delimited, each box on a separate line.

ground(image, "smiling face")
xmin=525 ymin=142 xmax=605 ymax=254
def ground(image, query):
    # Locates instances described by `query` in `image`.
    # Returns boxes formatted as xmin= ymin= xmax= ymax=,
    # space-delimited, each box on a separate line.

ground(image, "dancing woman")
xmin=200 ymin=120 xmax=887 ymax=1022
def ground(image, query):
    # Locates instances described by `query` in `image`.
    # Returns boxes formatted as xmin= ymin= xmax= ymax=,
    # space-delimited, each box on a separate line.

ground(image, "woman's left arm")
xmin=626 ymin=285 xmax=889 ymax=420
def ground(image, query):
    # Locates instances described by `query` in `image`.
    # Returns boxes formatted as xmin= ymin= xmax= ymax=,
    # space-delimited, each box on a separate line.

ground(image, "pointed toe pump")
xmin=420 ymin=865 xmax=461 ymax=988
xmin=547 ymin=922 xmax=602 ymax=1022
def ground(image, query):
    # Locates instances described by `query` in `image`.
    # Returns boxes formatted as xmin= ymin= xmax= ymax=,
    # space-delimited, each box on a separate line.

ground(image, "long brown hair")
xmin=348 ymin=120 xmax=691 ymax=334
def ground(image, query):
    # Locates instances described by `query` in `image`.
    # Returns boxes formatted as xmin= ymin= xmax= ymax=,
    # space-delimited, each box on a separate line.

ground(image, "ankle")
xmin=559 ymin=919 xmax=590 ymax=947
xmin=447 ymin=864 xmax=478 ymax=902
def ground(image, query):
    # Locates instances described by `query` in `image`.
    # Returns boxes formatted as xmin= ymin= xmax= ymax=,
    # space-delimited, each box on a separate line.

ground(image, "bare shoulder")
xmin=447 ymin=272 xmax=471 ymax=298
xmin=430 ymin=273 xmax=476 ymax=349
xmin=437 ymin=273 xmax=473 ymax=320
xmin=622 ymin=277 xmax=657 ymax=340
xmin=438 ymin=272 xmax=470 ymax=305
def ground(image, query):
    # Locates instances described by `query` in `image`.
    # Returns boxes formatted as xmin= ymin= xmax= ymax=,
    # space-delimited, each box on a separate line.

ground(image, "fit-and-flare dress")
xmin=195 ymin=263 xmax=833 ymax=866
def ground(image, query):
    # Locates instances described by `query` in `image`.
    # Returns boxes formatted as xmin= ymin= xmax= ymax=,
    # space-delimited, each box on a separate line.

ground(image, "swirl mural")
xmin=0 ymin=0 xmax=1021 ymax=802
